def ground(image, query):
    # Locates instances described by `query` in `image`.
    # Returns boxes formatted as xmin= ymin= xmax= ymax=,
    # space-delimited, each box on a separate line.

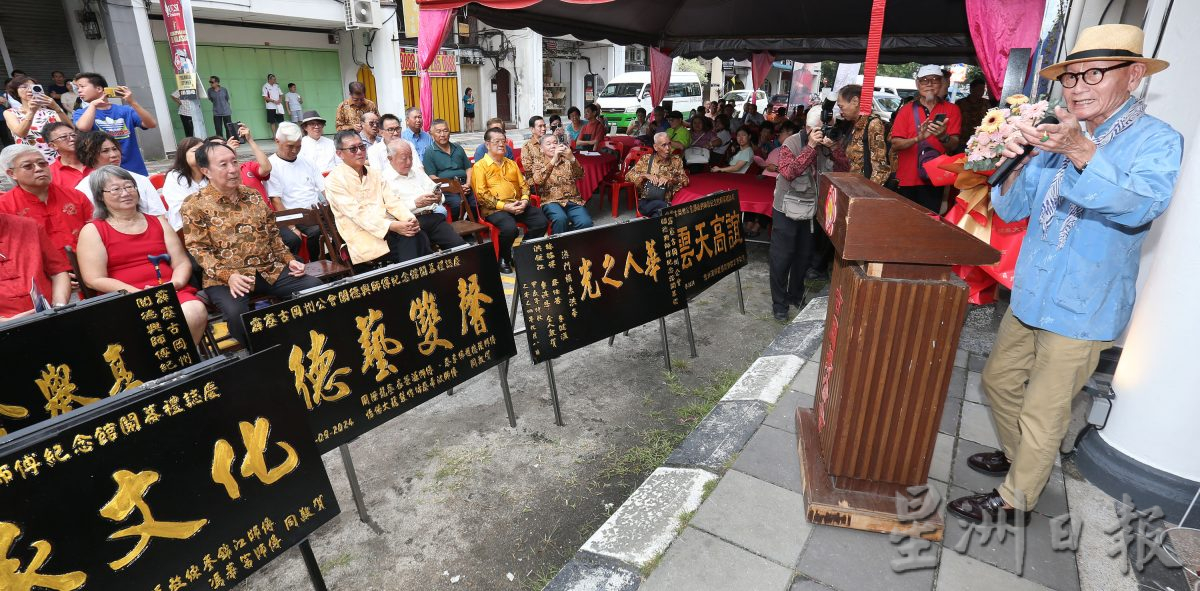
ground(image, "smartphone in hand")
xmin=933 ymin=113 xmax=948 ymax=124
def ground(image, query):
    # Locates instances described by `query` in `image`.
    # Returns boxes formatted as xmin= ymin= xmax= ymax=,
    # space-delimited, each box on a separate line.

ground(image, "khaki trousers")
xmin=982 ymin=309 xmax=1111 ymax=511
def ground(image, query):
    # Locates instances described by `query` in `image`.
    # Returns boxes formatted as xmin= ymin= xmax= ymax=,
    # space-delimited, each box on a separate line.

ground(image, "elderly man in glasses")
xmin=471 ymin=127 xmax=547 ymax=273
xmin=888 ymin=64 xmax=962 ymax=213
xmin=947 ymin=24 xmax=1183 ymax=527
xmin=325 ymin=130 xmax=431 ymax=272
xmin=368 ymin=113 xmax=423 ymax=173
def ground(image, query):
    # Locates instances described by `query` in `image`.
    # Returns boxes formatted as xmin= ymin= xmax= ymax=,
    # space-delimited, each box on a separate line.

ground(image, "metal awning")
xmin=418 ymin=0 xmax=975 ymax=64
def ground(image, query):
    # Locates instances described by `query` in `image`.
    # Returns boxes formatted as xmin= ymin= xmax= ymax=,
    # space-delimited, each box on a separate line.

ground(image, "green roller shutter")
xmin=154 ymin=43 xmax=344 ymax=142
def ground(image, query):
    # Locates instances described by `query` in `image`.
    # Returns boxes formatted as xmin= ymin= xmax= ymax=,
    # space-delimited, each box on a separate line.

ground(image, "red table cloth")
xmin=673 ymin=173 xmax=775 ymax=217
xmin=605 ymin=135 xmax=642 ymax=151
xmin=575 ymin=152 xmax=618 ymax=201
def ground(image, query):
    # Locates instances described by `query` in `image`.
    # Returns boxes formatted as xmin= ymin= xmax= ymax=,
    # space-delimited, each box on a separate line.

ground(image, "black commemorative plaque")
xmin=513 ymin=216 xmax=686 ymax=364
xmin=667 ymin=190 xmax=748 ymax=298
xmin=242 ymin=244 xmax=516 ymax=453
xmin=0 ymin=284 xmax=200 ymax=437
xmin=0 ymin=347 xmax=338 ymax=590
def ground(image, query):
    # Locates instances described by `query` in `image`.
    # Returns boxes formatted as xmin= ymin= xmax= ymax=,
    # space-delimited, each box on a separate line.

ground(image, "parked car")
xmin=596 ymin=71 xmax=704 ymax=131
xmin=872 ymin=92 xmax=902 ymax=123
xmin=720 ymin=90 xmax=770 ymax=116
xmin=767 ymin=94 xmax=790 ymax=116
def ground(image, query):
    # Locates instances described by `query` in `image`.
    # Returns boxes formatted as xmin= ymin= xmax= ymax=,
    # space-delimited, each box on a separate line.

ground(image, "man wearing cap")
xmin=665 ymin=111 xmax=691 ymax=151
xmin=888 ymin=64 xmax=962 ymax=213
xmin=947 ymin=24 xmax=1182 ymax=526
xmin=299 ymin=111 xmax=338 ymax=174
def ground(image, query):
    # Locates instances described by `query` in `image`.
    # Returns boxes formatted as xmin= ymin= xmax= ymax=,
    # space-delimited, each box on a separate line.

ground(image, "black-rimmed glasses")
xmin=1057 ymin=62 xmax=1133 ymax=88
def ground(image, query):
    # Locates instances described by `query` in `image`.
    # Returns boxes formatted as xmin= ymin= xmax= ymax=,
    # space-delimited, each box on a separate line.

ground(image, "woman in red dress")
xmin=76 ymin=165 xmax=208 ymax=343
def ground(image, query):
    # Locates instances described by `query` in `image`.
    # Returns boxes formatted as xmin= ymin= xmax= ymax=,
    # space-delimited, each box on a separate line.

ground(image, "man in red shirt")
xmin=888 ymin=64 xmax=962 ymax=213
xmin=43 ymin=122 xmax=93 ymax=191
xmin=0 ymin=144 xmax=94 ymax=251
xmin=0 ymin=213 xmax=72 ymax=322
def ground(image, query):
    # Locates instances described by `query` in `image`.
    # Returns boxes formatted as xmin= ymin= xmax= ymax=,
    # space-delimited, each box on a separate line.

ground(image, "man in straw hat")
xmin=947 ymin=24 xmax=1182 ymax=526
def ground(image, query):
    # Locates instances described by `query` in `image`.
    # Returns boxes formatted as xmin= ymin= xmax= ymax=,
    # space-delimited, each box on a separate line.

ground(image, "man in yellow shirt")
xmin=471 ymin=128 xmax=548 ymax=273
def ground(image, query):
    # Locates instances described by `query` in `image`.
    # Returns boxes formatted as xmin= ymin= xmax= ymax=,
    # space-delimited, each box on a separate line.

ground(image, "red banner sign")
xmin=161 ymin=0 xmax=198 ymax=100
xmin=400 ymin=49 xmax=458 ymax=77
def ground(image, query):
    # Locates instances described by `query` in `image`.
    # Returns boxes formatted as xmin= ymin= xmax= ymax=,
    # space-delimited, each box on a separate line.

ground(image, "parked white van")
xmin=854 ymin=75 xmax=918 ymax=100
xmin=596 ymin=71 xmax=704 ymax=131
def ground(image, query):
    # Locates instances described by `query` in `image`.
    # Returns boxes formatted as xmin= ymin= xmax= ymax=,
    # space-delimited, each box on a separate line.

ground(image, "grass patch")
xmin=675 ymin=509 xmax=697 ymax=536
xmin=640 ymin=551 xmax=666 ymax=578
xmin=523 ymin=565 xmax=561 ymax=591
xmin=433 ymin=446 xmax=493 ymax=491
xmin=320 ymin=553 xmax=354 ymax=570
xmin=671 ymin=359 xmax=690 ymax=371
xmin=600 ymin=429 xmax=687 ymax=481
xmin=701 ymin=478 xmax=719 ymax=501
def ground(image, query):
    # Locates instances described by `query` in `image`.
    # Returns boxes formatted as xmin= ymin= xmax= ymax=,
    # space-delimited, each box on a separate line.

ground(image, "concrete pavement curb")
xmin=543 ymin=299 xmax=823 ymax=590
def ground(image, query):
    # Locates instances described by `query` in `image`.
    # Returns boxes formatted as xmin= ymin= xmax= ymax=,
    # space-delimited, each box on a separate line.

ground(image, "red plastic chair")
xmin=601 ymin=147 xmax=653 ymax=218
xmin=476 ymin=195 xmax=541 ymax=260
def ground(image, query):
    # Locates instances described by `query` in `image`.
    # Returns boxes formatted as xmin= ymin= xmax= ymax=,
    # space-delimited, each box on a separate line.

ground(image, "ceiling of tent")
xmin=446 ymin=0 xmax=976 ymax=64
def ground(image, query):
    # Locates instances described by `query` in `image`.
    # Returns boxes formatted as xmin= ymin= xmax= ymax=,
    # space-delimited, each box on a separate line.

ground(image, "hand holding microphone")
xmin=987 ymin=112 xmax=1060 ymax=187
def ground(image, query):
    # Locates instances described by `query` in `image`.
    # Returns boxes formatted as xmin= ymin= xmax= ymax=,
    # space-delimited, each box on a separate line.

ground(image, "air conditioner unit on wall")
xmin=345 ymin=0 xmax=382 ymax=30
xmin=627 ymin=46 xmax=646 ymax=64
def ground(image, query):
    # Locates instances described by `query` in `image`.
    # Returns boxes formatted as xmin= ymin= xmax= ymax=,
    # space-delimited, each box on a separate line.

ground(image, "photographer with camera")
xmin=768 ymin=107 xmax=848 ymax=321
xmin=71 ymin=72 xmax=157 ymax=176
xmin=888 ymin=65 xmax=961 ymax=212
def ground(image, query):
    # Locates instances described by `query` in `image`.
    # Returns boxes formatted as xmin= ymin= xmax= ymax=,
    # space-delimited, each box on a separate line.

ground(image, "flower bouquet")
xmin=963 ymin=94 xmax=1055 ymax=172
xmin=941 ymin=94 xmax=1055 ymax=303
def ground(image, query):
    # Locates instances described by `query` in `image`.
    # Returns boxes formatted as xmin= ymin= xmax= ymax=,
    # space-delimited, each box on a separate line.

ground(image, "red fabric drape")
xmin=418 ymin=8 xmax=455 ymax=131
xmin=649 ymin=47 xmax=672 ymax=108
xmin=966 ymin=0 xmax=1045 ymax=98
xmin=859 ymin=0 xmax=886 ymax=116
xmin=749 ymin=52 xmax=774 ymax=105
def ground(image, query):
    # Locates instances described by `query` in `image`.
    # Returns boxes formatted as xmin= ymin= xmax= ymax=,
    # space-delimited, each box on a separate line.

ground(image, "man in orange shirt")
xmin=0 ymin=144 xmax=94 ymax=251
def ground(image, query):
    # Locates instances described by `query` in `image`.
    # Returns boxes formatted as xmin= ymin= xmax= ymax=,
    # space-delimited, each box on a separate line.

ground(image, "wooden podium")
xmin=796 ymin=173 xmax=1000 ymax=540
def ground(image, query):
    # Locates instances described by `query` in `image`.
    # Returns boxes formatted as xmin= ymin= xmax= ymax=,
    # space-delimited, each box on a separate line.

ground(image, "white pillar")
xmin=1101 ymin=117 xmax=1200 ymax=484
xmin=371 ymin=19 xmax=406 ymax=116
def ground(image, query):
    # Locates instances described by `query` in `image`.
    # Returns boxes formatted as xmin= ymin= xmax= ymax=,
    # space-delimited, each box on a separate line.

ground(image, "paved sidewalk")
xmin=547 ymin=295 xmax=1196 ymax=591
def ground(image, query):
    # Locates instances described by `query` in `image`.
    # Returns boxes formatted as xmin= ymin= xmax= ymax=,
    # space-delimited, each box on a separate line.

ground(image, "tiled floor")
xmin=640 ymin=351 xmax=1082 ymax=591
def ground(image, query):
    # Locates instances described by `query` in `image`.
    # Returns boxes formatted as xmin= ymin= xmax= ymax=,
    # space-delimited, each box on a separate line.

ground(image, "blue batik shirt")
xmin=992 ymin=98 xmax=1183 ymax=341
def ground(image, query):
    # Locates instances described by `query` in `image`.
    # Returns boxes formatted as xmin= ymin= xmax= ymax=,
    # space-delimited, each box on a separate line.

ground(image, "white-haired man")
xmin=266 ymin=122 xmax=327 ymax=258
xmin=0 ymin=144 xmax=94 ymax=252
xmin=382 ymin=139 xmax=465 ymax=251
xmin=947 ymin=24 xmax=1183 ymax=526
xmin=624 ymin=131 xmax=689 ymax=218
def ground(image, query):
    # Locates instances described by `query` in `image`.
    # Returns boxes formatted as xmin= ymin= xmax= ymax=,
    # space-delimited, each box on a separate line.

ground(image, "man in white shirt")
xmin=382 ymin=140 xmax=464 ymax=250
xmin=367 ymin=113 xmax=422 ymax=172
xmin=266 ymin=122 xmax=326 ymax=258
xmin=299 ymin=111 xmax=338 ymax=174
xmin=262 ymin=73 xmax=284 ymax=135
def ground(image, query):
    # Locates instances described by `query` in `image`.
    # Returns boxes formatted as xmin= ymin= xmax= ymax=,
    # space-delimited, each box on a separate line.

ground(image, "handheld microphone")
xmin=986 ymin=114 xmax=1059 ymax=187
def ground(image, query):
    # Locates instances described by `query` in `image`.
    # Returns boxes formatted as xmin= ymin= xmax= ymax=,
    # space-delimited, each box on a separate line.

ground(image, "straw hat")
xmin=1040 ymin=24 xmax=1169 ymax=80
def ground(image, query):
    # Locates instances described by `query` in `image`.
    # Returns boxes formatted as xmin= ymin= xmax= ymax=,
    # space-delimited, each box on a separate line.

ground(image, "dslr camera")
xmin=819 ymin=99 xmax=846 ymax=142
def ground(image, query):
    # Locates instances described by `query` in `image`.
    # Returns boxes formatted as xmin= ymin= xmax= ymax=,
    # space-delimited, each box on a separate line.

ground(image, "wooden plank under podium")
xmin=796 ymin=173 xmax=1000 ymax=540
